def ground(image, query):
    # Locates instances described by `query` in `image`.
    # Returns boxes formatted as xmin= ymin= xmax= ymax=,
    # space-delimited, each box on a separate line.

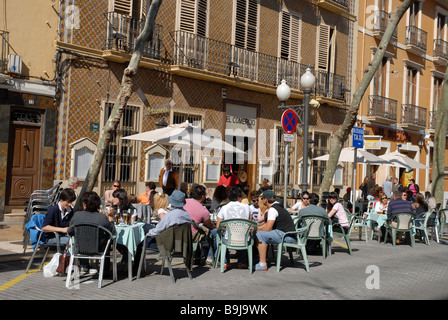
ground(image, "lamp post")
xmin=276 ymin=68 xmax=315 ymax=204
xmin=300 ymin=68 xmax=316 ymax=193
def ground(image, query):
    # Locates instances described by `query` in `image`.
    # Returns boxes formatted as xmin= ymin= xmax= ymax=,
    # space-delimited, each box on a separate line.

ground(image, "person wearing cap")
xmin=217 ymin=165 xmax=239 ymax=188
xmin=158 ymin=159 xmax=179 ymax=196
xmin=255 ymin=189 xmax=296 ymax=271
xmin=146 ymin=190 xmax=192 ymax=237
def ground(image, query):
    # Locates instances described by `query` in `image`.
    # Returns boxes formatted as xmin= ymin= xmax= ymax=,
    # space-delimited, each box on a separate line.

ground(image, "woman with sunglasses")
xmin=288 ymin=191 xmax=311 ymax=214
xmin=374 ymin=191 xmax=389 ymax=214
xmin=104 ymin=180 xmax=121 ymax=206
xmin=326 ymin=191 xmax=350 ymax=233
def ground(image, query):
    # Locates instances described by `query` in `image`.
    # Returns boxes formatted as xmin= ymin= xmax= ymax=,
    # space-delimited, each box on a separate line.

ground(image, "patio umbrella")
xmin=379 ymin=151 xmax=427 ymax=169
xmin=312 ymin=147 xmax=389 ymax=206
xmin=122 ymin=121 xmax=246 ymax=189
xmin=312 ymin=147 xmax=389 ymax=165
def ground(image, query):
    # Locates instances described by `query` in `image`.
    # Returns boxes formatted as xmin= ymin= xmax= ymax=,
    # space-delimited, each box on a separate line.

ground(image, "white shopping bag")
xmin=43 ymin=253 xmax=61 ymax=278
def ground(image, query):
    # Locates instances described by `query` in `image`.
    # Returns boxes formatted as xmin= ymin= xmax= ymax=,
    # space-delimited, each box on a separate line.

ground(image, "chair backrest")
xmin=392 ymin=212 xmax=415 ymax=230
xmin=219 ymin=219 xmax=257 ymax=247
xmin=69 ymin=223 xmax=114 ymax=255
xmin=295 ymin=224 xmax=312 ymax=245
xmin=298 ymin=215 xmax=327 ymax=239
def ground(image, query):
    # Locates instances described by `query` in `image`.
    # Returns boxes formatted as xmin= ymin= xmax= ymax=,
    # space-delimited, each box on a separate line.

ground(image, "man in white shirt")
xmin=158 ymin=159 xmax=179 ymax=196
xmin=216 ymin=186 xmax=251 ymax=269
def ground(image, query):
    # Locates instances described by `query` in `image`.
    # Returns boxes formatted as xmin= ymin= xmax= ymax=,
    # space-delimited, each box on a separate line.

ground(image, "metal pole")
xmin=284 ymin=141 xmax=289 ymax=208
xmin=302 ymin=89 xmax=310 ymax=193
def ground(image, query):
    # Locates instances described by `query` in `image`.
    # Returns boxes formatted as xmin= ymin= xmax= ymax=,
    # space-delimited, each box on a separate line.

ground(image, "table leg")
xmin=128 ymin=250 xmax=132 ymax=281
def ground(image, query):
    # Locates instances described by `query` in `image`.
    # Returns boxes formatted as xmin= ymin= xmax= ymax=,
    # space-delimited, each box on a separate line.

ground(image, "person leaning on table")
xmin=69 ymin=191 xmax=115 ymax=274
xmin=255 ymin=190 xmax=296 ymax=271
xmin=42 ymin=188 xmax=77 ymax=247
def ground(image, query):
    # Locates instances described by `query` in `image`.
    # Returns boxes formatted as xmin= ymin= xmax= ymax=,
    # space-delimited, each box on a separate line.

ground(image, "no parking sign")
xmin=281 ymin=109 xmax=298 ymax=134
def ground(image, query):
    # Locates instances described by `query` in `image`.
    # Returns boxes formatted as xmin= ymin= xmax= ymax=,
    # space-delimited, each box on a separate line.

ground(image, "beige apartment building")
xmin=355 ymin=0 xmax=448 ymax=200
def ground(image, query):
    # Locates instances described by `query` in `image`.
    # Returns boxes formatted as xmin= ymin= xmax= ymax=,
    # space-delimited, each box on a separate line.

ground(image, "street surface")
xmin=1 ymin=228 xmax=447 ymax=313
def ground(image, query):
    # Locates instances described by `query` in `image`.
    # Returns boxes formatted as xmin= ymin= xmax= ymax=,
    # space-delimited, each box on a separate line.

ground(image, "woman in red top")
xmin=217 ymin=166 xmax=239 ymax=188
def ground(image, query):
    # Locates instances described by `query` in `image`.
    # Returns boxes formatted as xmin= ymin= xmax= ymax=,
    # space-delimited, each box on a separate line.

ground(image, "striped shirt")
xmin=387 ymin=198 xmax=413 ymax=219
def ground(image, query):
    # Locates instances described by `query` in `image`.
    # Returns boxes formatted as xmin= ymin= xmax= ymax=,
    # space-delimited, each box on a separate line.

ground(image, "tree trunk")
xmin=432 ymin=68 xmax=448 ymax=204
xmin=74 ymin=0 xmax=163 ymax=211
xmin=318 ymin=0 xmax=414 ymax=198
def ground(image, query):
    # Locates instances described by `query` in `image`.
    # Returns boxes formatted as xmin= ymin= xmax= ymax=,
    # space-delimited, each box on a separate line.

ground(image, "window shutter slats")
xmin=317 ymin=25 xmax=330 ymax=70
xmin=113 ymin=0 xmax=133 ymax=15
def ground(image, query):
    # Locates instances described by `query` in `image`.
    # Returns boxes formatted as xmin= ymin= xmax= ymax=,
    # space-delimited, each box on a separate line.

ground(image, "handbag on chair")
xmin=56 ymin=240 xmax=70 ymax=275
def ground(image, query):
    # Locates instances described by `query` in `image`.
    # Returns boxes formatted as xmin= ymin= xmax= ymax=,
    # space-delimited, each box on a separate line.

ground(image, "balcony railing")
xmin=372 ymin=10 xmax=398 ymax=38
xmin=405 ymin=25 xmax=427 ymax=52
xmin=0 ymin=30 xmax=9 ymax=74
xmin=401 ymin=104 xmax=427 ymax=128
xmin=368 ymin=95 xmax=397 ymax=121
xmin=171 ymin=30 xmax=347 ymax=100
xmin=434 ymin=39 xmax=448 ymax=61
xmin=105 ymin=12 xmax=162 ymax=60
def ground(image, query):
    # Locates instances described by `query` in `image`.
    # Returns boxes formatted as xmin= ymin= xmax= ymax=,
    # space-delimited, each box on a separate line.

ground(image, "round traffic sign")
xmin=281 ymin=109 xmax=298 ymax=134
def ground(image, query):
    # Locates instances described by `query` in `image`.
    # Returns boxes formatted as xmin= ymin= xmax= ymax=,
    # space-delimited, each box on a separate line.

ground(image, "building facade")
xmin=1 ymin=0 xmax=357 ymax=215
xmin=355 ymin=0 xmax=448 ymax=200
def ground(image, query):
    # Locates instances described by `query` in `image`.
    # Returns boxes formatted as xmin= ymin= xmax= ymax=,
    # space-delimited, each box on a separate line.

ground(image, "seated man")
xmin=183 ymin=184 xmax=216 ymax=265
xmin=42 ymin=188 xmax=77 ymax=247
xmin=386 ymin=189 xmax=414 ymax=244
xmin=255 ymin=190 xmax=296 ymax=271
xmin=297 ymin=193 xmax=330 ymax=254
xmin=216 ymin=186 xmax=251 ymax=269
xmin=146 ymin=190 xmax=192 ymax=238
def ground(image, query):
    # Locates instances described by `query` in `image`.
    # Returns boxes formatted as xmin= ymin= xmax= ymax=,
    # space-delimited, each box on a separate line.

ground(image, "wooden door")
xmin=7 ymin=125 xmax=41 ymax=205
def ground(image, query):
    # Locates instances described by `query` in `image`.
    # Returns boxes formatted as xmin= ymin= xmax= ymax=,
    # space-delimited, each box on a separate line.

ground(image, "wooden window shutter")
xmin=235 ymin=0 xmax=258 ymax=51
xmin=179 ymin=0 xmax=208 ymax=36
xmin=140 ymin=0 xmax=151 ymax=19
xmin=111 ymin=0 xmax=133 ymax=15
xmin=281 ymin=10 xmax=300 ymax=62
xmin=317 ymin=24 xmax=330 ymax=71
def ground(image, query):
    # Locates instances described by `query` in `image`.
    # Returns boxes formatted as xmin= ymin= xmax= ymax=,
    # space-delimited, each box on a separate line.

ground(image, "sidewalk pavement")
xmin=1 ymin=224 xmax=448 ymax=305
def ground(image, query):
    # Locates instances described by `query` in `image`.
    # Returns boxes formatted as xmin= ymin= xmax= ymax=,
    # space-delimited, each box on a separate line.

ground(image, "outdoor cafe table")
xmin=115 ymin=222 xmax=145 ymax=281
xmin=366 ymin=212 xmax=388 ymax=241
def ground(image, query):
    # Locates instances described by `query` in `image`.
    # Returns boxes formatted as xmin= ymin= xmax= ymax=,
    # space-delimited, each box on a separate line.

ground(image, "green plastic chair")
xmin=332 ymin=213 xmax=357 ymax=255
xmin=191 ymin=220 xmax=215 ymax=266
xmin=214 ymin=219 xmax=257 ymax=274
xmin=351 ymin=211 xmax=369 ymax=243
xmin=438 ymin=209 xmax=448 ymax=238
xmin=414 ymin=211 xmax=439 ymax=245
xmin=297 ymin=215 xmax=331 ymax=259
xmin=384 ymin=212 xmax=416 ymax=247
xmin=276 ymin=224 xmax=311 ymax=272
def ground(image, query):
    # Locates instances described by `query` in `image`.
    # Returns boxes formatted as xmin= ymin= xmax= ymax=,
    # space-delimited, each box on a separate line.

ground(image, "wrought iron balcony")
xmin=434 ymin=39 xmax=448 ymax=64
xmin=401 ymin=104 xmax=427 ymax=131
xmin=0 ymin=30 xmax=9 ymax=74
xmin=372 ymin=10 xmax=398 ymax=39
xmin=368 ymin=95 xmax=397 ymax=125
xmin=105 ymin=12 xmax=162 ymax=60
xmin=171 ymin=30 xmax=347 ymax=101
xmin=405 ymin=25 xmax=427 ymax=55
xmin=316 ymin=0 xmax=349 ymax=15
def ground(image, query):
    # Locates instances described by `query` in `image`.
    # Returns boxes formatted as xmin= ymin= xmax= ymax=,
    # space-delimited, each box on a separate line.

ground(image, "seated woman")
xmin=111 ymin=188 xmax=137 ymax=223
xmin=138 ymin=182 xmax=156 ymax=205
xmin=374 ymin=191 xmax=389 ymax=214
xmin=69 ymin=191 xmax=115 ymax=274
xmin=152 ymin=192 xmax=170 ymax=221
xmin=104 ymin=180 xmax=121 ymax=206
xmin=326 ymin=191 xmax=350 ymax=233
xmin=413 ymin=193 xmax=428 ymax=218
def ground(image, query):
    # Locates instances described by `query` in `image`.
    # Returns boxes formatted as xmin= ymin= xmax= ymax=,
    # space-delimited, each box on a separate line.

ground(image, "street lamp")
xmin=276 ymin=68 xmax=315 ymax=206
xmin=300 ymin=68 xmax=315 ymax=193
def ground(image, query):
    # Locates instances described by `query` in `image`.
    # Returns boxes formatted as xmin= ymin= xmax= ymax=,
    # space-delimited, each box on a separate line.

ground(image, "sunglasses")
xmin=302 ymin=197 xmax=310 ymax=200
xmin=382 ymin=197 xmax=387 ymax=200
xmin=113 ymin=185 xmax=120 ymax=188
xmin=252 ymin=199 xmax=259 ymax=202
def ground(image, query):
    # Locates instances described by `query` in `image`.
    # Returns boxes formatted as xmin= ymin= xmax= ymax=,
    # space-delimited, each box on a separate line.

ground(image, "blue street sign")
xmin=352 ymin=127 xmax=364 ymax=148
xmin=281 ymin=109 xmax=298 ymax=134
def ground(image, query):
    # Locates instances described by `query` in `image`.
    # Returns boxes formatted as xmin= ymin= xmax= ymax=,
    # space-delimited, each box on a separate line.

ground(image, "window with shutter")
xmin=317 ymin=24 xmax=330 ymax=71
xmin=280 ymin=9 xmax=301 ymax=62
xmin=178 ymin=0 xmax=208 ymax=36
xmin=111 ymin=0 xmax=133 ymax=15
xmin=234 ymin=0 xmax=258 ymax=51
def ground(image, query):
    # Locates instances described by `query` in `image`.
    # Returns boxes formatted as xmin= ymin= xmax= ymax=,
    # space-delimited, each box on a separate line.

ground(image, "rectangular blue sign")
xmin=352 ymin=127 xmax=364 ymax=148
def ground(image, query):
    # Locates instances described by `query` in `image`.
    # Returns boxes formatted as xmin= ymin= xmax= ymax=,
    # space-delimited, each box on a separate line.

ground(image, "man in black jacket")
xmin=255 ymin=190 xmax=296 ymax=271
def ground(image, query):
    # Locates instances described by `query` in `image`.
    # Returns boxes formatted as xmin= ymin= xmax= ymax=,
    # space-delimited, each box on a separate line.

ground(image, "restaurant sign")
xmin=364 ymin=135 xmax=382 ymax=150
